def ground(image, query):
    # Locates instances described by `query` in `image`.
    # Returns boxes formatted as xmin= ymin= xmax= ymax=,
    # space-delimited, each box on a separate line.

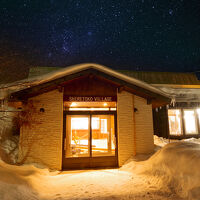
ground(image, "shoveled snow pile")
xmin=123 ymin=141 xmax=200 ymax=200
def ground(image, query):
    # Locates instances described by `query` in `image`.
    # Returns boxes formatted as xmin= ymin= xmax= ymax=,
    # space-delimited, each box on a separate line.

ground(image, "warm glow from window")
xmin=63 ymin=101 xmax=117 ymax=110
xmin=184 ymin=110 xmax=198 ymax=134
xmin=71 ymin=118 xmax=89 ymax=130
xmin=101 ymin=119 xmax=107 ymax=133
xmin=168 ymin=109 xmax=182 ymax=136
xmin=69 ymin=107 xmax=110 ymax=111
xmin=92 ymin=117 xmax=100 ymax=129
xmin=65 ymin=115 xmax=115 ymax=158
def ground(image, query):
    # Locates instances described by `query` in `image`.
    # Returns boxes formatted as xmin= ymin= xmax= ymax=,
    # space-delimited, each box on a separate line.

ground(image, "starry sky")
xmin=0 ymin=0 xmax=200 ymax=72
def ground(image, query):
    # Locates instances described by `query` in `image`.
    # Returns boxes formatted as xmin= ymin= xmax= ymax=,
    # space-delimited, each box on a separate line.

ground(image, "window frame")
xmin=168 ymin=109 xmax=183 ymax=136
xmin=183 ymin=109 xmax=199 ymax=135
xmin=168 ymin=108 xmax=200 ymax=138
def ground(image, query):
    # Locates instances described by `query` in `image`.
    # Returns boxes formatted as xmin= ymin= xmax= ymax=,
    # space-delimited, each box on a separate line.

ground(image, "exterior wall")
xmin=117 ymin=91 xmax=135 ymax=166
xmin=134 ymin=95 xmax=154 ymax=154
xmin=18 ymin=90 xmax=63 ymax=170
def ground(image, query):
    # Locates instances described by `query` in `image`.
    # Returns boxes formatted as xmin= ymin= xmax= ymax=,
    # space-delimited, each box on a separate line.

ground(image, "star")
xmin=87 ymin=31 xmax=92 ymax=36
xmin=62 ymin=43 xmax=70 ymax=53
xmin=169 ymin=9 xmax=173 ymax=15
xmin=48 ymin=52 xmax=52 ymax=57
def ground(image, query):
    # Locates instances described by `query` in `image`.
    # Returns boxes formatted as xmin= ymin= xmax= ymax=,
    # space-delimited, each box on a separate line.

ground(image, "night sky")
xmin=0 ymin=0 xmax=200 ymax=72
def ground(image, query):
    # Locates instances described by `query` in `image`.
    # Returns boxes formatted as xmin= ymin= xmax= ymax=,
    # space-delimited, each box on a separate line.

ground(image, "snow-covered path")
xmin=0 ymin=161 xmax=182 ymax=200
xmin=2 ymin=136 xmax=200 ymax=200
xmin=46 ymin=168 xmax=182 ymax=200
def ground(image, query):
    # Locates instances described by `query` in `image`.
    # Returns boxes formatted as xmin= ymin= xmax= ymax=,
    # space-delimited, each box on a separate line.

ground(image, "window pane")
xmin=65 ymin=116 xmax=89 ymax=157
xmin=92 ymin=115 xmax=115 ymax=156
xmin=184 ymin=110 xmax=198 ymax=135
xmin=168 ymin=109 xmax=182 ymax=136
xmin=92 ymin=117 xmax=100 ymax=129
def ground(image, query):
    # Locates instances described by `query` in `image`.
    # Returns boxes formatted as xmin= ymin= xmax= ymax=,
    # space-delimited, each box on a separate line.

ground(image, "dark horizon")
xmin=0 ymin=0 xmax=200 ymax=72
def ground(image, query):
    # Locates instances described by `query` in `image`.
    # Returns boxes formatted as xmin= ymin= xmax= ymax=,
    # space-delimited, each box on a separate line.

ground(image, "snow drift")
xmin=0 ymin=139 xmax=200 ymax=199
xmin=124 ymin=141 xmax=200 ymax=200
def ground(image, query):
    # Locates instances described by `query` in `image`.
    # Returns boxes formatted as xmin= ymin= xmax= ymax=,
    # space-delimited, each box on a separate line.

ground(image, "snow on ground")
xmin=0 ymin=137 xmax=200 ymax=200
xmin=123 ymin=141 xmax=200 ymax=200
xmin=0 ymin=159 xmax=181 ymax=200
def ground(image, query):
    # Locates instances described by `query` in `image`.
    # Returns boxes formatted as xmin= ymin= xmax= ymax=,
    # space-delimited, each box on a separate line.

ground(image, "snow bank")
xmin=154 ymin=135 xmax=169 ymax=147
xmin=1 ymin=136 xmax=200 ymax=199
xmin=0 ymin=160 xmax=50 ymax=200
xmin=0 ymin=136 xmax=19 ymax=164
xmin=124 ymin=142 xmax=200 ymax=199
xmin=0 ymin=112 xmax=19 ymax=164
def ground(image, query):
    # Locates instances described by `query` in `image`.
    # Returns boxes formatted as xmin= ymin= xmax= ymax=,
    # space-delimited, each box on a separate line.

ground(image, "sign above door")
xmin=65 ymin=96 xmax=117 ymax=102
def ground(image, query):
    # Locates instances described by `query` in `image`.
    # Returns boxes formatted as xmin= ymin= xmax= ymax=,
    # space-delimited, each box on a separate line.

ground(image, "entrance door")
xmin=62 ymin=112 xmax=118 ymax=169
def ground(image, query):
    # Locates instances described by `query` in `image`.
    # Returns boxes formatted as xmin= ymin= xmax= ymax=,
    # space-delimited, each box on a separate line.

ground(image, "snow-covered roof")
xmin=118 ymin=70 xmax=200 ymax=85
xmin=0 ymin=63 xmax=171 ymax=100
xmin=157 ymin=86 xmax=200 ymax=102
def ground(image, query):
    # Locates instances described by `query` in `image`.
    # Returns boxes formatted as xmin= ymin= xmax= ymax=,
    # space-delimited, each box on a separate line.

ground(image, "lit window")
xmin=168 ymin=109 xmax=182 ymax=136
xmin=92 ymin=117 xmax=100 ymax=129
xmin=101 ymin=119 xmax=107 ymax=133
xmin=183 ymin=110 xmax=198 ymax=135
xmin=71 ymin=118 xmax=88 ymax=130
xmin=68 ymin=108 xmax=110 ymax=111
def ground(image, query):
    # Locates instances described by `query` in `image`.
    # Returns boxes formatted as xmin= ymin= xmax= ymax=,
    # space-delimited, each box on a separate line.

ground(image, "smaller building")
xmin=119 ymin=71 xmax=200 ymax=139
xmin=0 ymin=63 xmax=170 ymax=170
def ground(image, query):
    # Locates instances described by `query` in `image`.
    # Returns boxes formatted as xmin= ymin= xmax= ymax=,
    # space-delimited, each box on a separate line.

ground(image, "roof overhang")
xmin=1 ymin=63 xmax=171 ymax=107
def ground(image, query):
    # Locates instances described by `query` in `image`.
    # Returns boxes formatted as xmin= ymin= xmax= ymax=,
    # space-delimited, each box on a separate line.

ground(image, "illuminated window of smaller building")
xmin=183 ymin=110 xmax=198 ymax=135
xmin=168 ymin=109 xmax=183 ymax=136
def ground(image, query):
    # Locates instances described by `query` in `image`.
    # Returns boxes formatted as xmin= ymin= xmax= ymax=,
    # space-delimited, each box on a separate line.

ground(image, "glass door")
xmin=63 ymin=112 xmax=117 ymax=169
xmin=65 ymin=115 xmax=90 ymax=157
xmin=91 ymin=115 xmax=115 ymax=156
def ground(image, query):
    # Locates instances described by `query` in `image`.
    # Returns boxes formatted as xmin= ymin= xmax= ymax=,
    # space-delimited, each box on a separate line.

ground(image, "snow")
xmin=0 ymin=63 xmax=170 ymax=100
xmin=0 ymin=135 xmax=200 ymax=199
xmin=0 ymin=159 xmax=181 ymax=200
xmin=157 ymin=86 xmax=200 ymax=102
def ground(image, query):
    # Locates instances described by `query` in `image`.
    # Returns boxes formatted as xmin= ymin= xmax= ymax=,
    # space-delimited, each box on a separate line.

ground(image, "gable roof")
xmin=28 ymin=67 xmax=200 ymax=86
xmin=0 ymin=63 xmax=171 ymax=106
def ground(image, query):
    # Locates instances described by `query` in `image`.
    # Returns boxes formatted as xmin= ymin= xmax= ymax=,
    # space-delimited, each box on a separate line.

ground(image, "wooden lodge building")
xmin=1 ymin=63 xmax=200 ymax=170
xmin=28 ymin=67 xmax=200 ymax=140
xmin=0 ymin=63 xmax=170 ymax=170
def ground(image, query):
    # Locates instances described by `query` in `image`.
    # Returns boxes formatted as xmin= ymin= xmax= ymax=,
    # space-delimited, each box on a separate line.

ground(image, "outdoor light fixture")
xmin=103 ymin=103 xmax=108 ymax=106
xmin=40 ymin=108 xmax=45 ymax=113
